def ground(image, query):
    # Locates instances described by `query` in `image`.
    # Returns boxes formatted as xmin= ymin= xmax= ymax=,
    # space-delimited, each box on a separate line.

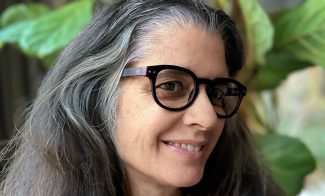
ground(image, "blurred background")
xmin=0 ymin=0 xmax=324 ymax=195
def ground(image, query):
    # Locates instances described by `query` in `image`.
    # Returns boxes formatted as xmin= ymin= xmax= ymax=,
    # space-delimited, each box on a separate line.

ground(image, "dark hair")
xmin=0 ymin=0 xmax=282 ymax=195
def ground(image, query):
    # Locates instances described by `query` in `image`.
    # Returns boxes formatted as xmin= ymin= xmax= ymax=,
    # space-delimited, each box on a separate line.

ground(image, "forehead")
xmin=134 ymin=24 xmax=229 ymax=79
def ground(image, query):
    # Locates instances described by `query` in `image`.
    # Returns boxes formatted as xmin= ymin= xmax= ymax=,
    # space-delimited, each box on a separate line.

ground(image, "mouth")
xmin=162 ymin=141 xmax=205 ymax=153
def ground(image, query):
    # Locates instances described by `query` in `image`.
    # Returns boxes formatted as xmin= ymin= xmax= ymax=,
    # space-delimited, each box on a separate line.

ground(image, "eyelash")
xmin=157 ymin=81 xmax=183 ymax=91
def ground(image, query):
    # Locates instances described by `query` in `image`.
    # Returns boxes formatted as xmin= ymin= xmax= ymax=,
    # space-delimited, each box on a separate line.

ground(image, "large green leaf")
xmin=273 ymin=0 xmax=325 ymax=67
xmin=0 ymin=3 xmax=50 ymax=26
xmin=255 ymin=134 xmax=316 ymax=196
xmin=250 ymin=50 xmax=311 ymax=90
xmin=239 ymin=0 xmax=274 ymax=65
xmin=0 ymin=3 xmax=50 ymax=49
xmin=0 ymin=21 xmax=33 ymax=45
xmin=19 ymin=0 xmax=93 ymax=58
xmin=0 ymin=0 xmax=93 ymax=57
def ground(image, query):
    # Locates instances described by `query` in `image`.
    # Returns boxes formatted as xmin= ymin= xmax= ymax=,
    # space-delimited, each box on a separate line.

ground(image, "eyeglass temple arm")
xmin=122 ymin=67 xmax=148 ymax=77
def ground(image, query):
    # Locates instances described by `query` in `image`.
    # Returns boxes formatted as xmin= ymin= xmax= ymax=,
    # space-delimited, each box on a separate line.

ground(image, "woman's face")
xmin=115 ymin=25 xmax=228 ymax=194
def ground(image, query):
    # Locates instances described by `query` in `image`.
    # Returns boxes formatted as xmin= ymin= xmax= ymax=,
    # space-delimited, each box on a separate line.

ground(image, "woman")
xmin=0 ymin=0 xmax=282 ymax=195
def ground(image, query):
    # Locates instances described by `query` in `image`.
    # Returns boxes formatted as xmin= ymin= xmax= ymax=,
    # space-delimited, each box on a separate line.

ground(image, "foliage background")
xmin=0 ymin=0 xmax=324 ymax=195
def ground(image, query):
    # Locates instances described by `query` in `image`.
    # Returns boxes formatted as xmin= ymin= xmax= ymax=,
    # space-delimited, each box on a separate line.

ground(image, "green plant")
xmin=0 ymin=0 xmax=93 ymax=68
xmin=1 ymin=0 xmax=323 ymax=195
xmin=218 ymin=0 xmax=324 ymax=195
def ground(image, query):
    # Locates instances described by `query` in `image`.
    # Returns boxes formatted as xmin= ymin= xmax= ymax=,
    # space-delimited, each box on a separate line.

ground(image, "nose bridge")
xmin=195 ymin=78 xmax=213 ymax=103
xmin=195 ymin=84 xmax=214 ymax=111
xmin=197 ymin=78 xmax=212 ymax=88
xmin=196 ymin=78 xmax=213 ymax=96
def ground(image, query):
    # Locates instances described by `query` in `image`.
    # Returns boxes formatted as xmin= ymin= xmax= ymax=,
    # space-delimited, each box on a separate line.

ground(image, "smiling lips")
xmin=163 ymin=141 xmax=204 ymax=153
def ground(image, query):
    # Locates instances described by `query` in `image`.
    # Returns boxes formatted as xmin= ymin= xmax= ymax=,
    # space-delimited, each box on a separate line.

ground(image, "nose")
xmin=182 ymin=86 xmax=222 ymax=131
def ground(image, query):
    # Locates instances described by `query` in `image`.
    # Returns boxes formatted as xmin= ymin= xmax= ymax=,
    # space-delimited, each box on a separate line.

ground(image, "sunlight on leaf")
xmin=273 ymin=0 xmax=325 ymax=67
xmin=0 ymin=3 xmax=50 ymax=47
xmin=239 ymin=0 xmax=274 ymax=65
xmin=19 ymin=0 xmax=93 ymax=58
xmin=255 ymin=134 xmax=316 ymax=196
xmin=0 ymin=3 xmax=50 ymax=26
xmin=276 ymin=67 xmax=325 ymax=181
xmin=0 ymin=21 xmax=33 ymax=45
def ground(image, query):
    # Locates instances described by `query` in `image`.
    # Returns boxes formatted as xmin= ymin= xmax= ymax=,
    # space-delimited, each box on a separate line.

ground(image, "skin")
xmin=115 ymin=24 xmax=228 ymax=196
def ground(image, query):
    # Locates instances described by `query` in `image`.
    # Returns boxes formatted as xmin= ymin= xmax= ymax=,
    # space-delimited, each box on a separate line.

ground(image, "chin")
xmin=168 ymin=169 xmax=204 ymax=188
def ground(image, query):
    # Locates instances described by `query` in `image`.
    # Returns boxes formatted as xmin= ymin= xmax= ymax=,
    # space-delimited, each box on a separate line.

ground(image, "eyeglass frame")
xmin=121 ymin=65 xmax=247 ymax=118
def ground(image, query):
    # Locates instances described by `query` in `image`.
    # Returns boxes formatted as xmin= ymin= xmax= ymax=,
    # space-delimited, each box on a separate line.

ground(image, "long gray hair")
xmin=0 ymin=0 xmax=282 ymax=195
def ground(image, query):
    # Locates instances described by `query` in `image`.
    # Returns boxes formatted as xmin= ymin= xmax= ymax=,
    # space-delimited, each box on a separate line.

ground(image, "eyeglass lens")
xmin=154 ymin=68 xmax=241 ymax=116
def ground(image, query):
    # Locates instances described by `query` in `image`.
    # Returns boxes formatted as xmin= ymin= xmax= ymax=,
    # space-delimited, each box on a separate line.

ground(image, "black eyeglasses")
xmin=121 ymin=65 xmax=247 ymax=118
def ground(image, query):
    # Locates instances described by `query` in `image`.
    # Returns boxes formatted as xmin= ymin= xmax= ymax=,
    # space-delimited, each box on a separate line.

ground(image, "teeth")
xmin=187 ymin=145 xmax=195 ymax=152
xmin=167 ymin=142 xmax=202 ymax=152
xmin=181 ymin=144 xmax=187 ymax=149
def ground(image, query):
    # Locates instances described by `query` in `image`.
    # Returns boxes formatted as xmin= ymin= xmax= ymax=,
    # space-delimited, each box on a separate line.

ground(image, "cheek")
xmin=116 ymin=82 xmax=181 ymax=142
xmin=115 ymin=87 xmax=161 ymax=158
xmin=114 ymin=104 xmax=146 ymax=167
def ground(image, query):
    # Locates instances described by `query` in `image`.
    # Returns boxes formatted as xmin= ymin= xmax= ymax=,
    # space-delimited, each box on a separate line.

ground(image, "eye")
xmin=157 ymin=81 xmax=183 ymax=92
xmin=155 ymin=80 xmax=189 ymax=100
